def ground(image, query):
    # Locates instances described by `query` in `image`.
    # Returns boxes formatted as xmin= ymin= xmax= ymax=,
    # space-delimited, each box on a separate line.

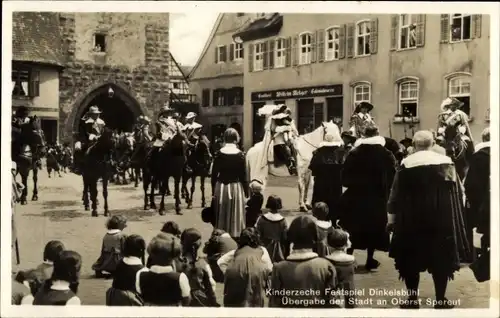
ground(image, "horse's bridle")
xmin=301 ymin=125 xmax=327 ymax=149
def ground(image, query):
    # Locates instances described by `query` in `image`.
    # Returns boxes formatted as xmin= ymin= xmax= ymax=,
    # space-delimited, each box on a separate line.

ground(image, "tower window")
xmin=93 ymin=33 xmax=107 ymax=53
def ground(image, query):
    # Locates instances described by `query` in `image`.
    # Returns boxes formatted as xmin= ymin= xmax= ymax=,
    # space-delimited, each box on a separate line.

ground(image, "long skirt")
xmin=214 ymin=181 xmax=245 ymax=238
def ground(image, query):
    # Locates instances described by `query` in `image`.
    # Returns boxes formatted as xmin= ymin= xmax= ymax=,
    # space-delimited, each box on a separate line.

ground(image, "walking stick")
xmin=388 ymin=119 xmax=393 ymax=139
xmin=15 ymin=238 xmax=20 ymax=265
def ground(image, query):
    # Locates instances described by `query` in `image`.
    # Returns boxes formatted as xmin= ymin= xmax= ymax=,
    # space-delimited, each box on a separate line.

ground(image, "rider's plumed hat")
xmin=185 ymin=112 xmax=197 ymax=120
xmin=354 ymin=102 xmax=374 ymax=113
xmin=88 ymin=105 xmax=102 ymax=114
xmin=440 ymin=97 xmax=464 ymax=112
xmin=271 ymin=104 xmax=291 ymax=120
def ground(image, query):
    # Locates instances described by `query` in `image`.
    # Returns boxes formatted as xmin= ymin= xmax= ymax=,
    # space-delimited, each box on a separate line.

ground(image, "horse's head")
xmin=124 ymin=133 xmax=135 ymax=152
xmin=442 ymin=125 xmax=464 ymax=160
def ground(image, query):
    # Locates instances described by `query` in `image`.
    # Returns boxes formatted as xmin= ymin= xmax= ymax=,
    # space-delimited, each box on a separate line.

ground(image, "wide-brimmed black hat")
xmin=271 ymin=104 xmax=288 ymax=115
xmin=354 ymin=102 xmax=374 ymax=113
xmin=399 ymin=137 xmax=413 ymax=148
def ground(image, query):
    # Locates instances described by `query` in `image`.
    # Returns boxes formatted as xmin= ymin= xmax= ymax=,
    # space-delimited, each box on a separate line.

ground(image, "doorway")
xmin=78 ymin=93 xmax=136 ymax=135
xmin=326 ymin=96 xmax=344 ymax=127
xmin=296 ymin=98 xmax=314 ymax=134
xmin=41 ymin=119 xmax=58 ymax=145
xmin=252 ymin=102 xmax=265 ymax=145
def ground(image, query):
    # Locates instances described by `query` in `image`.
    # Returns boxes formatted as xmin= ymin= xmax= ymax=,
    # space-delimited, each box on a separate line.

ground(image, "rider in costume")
xmin=437 ymin=97 xmax=473 ymax=143
xmin=11 ymin=106 xmax=31 ymax=162
xmin=74 ymin=106 xmax=106 ymax=172
xmin=348 ymin=102 xmax=375 ymax=138
xmin=270 ymin=104 xmax=299 ymax=175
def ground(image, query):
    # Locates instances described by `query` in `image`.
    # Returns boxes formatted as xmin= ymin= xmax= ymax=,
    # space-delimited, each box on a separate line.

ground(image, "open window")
xmin=93 ymin=33 xmax=107 ymax=53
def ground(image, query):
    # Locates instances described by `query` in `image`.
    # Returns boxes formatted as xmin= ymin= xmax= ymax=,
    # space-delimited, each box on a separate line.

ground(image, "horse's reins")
xmin=300 ymin=126 xmax=327 ymax=149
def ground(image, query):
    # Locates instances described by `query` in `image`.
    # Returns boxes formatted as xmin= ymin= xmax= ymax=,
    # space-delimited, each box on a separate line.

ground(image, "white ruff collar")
xmin=220 ymin=143 xmax=241 ymax=154
xmin=315 ymin=220 xmax=332 ymax=229
xmin=475 ymin=141 xmax=490 ymax=152
xmin=354 ymin=135 xmax=386 ymax=147
xmin=287 ymin=249 xmax=318 ymax=260
xmin=263 ymin=212 xmax=284 ymax=221
xmin=123 ymin=256 xmax=143 ymax=266
xmin=401 ymin=150 xmax=452 ymax=168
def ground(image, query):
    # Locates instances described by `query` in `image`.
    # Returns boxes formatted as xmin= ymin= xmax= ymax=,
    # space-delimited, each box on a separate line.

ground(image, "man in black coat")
xmin=339 ymin=124 xmax=396 ymax=271
xmin=465 ymin=127 xmax=490 ymax=254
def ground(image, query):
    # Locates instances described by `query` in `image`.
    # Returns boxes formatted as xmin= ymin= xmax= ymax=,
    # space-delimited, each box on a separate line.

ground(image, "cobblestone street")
xmin=13 ymin=170 xmax=490 ymax=308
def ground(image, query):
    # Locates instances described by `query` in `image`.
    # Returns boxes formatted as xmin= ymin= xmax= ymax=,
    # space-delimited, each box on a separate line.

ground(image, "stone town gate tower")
xmin=58 ymin=13 xmax=170 ymax=143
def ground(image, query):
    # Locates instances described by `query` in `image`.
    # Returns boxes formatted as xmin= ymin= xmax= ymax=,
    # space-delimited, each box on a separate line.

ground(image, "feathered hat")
xmin=440 ymin=97 xmax=464 ymax=112
xmin=354 ymin=101 xmax=374 ymax=113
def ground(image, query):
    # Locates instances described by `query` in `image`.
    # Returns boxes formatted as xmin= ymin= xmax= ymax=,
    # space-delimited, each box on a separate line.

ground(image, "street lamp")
xmin=108 ymin=86 xmax=114 ymax=98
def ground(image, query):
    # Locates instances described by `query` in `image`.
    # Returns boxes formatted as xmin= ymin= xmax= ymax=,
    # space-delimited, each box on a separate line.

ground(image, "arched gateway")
xmin=66 ymin=82 xmax=148 ymax=140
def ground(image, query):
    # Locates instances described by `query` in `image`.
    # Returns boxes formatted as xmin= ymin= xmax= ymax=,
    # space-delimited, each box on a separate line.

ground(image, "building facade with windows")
xmin=12 ymin=12 xmax=65 ymax=144
xmin=234 ymin=13 xmax=490 ymax=149
xmin=58 ymin=12 xmax=171 ymax=143
xmin=188 ymin=13 xmax=252 ymax=143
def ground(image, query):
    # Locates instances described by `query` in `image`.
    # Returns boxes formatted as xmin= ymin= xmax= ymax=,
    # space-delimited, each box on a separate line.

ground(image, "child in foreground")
xmin=93 ymin=215 xmax=128 ymax=278
xmin=32 ymin=250 xmax=83 ymax=305
xmin=106 ymin=234 xmax=147 ymax=306
xmin=313 ymin=202 xmax=334 ymax=257
xmin=255 ymin=195 xmax=289 ymax=263
xmin=137 ymin=234 xmax=191 ymax=306
xmin=325 ymin=226 xmax=356 ymax=308
xmin=203 ymin=229 xmax=238 ymax=283
xmin=176 ymin=228 xmax=219 ymax=307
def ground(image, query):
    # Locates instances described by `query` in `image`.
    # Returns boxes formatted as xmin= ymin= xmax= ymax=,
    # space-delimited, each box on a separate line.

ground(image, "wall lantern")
xmin=108 ymin=86 xmax=114 ymax=98
xmin=233 ymin=36 xmax=243 ymax=44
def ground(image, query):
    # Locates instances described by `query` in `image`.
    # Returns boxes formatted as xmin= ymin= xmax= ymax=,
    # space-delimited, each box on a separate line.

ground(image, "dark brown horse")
xmin=14 ymin=116 xmax=46 ymax=205
xmin=81 ymin=127 xmax=114 ymax=217
xmin=181 ymin=136 xmax=212 ymax=209
xmin=144 ymin=131 xmax=186 ymax=215
xmin=442 ymin=125 xmax=474 ymax=181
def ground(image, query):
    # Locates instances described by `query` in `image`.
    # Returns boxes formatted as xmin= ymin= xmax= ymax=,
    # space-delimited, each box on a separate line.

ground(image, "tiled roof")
xmin=233 ymin=13 xmax=283 ymax=42
xmin=12 ymin=12 xmax=65 ymax=67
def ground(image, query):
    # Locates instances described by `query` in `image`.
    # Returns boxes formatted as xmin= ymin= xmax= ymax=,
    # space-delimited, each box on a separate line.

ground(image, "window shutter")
xmin=317 ymin=29 xmax=325 ymax=62
xmin=292 ymin=35 xmax=299 ymax=66
xmin=229 ymin=43 xmax=234 ymax=61
xmin=226 ymin=88 xmax=234 ymax=106
xmin=390 ymin=15 xmax=398 ymax=51
xmin=370 ymin=18 xmax=378 ymax=54
xmin=215 ymin=47 xmax=219 ymax=63
xmin=212 ymin=89 xmax=217 ymax=106
xmin=440 ymin=14 xmax=450 ymax=43
xmin=311 ymin=32 xmax=317 ymax=63
xmin=241 ymin=45 xmax=244 ymax=59
xmin=248 ymin=43 xmax=254 ymax=72
xmin=416 ymin=14 xmax=426 ymax=47
xmin=28 ymin=70 xmax=40 ymax=97
xmin=346 ymin=23 xmax=355 ymax=58
xmin=339 ymin=25 xmax=346 ymax=59
xmin=268 ymin=39 xmax=275 ymax=69
xmin=285 ymin=37 xmax=292 ymax=67
xmin=263 ymin=41 xmax=269 ymax=70
xmin=221 ymin=45 xmax=227 ymax=62
xmin=240 ymin=87 xmax=244 ymax=104
xmin=472 ymin=14 xmax=482 ymax=38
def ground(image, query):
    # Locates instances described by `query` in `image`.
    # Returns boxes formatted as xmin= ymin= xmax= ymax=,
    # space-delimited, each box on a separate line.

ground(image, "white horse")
xmin=246 ymin=117 xmax=342 ymax=212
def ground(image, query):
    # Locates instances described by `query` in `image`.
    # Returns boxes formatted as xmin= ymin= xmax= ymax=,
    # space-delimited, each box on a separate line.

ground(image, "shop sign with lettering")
xmin=251 ymin=84 xmax=343 ymax=101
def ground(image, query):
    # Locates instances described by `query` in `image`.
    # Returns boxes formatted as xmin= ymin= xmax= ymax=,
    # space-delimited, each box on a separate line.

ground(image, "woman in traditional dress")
xmin=211 ymin=128 xmax=249 ymax=240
